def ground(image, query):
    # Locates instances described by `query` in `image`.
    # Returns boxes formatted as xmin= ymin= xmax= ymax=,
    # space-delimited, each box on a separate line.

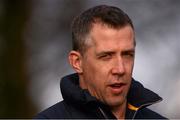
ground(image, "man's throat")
xmin=111 ymin=99 xmax=127 ymax=119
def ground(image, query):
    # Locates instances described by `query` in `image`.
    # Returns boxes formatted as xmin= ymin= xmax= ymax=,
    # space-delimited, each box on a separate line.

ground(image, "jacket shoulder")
xmin=136 ymin=107 xmax=167 ymax=119
xmin=34 ymin=101 xmax=70 ymax=119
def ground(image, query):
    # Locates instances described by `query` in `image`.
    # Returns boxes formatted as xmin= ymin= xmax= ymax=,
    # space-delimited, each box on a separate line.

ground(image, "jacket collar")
xmin=60 ymin=73 xmax=98 ymax=105
xmin=60 ymin=73 xmax=162 ymax=109
xmin=127 ymin=79 xmax=162 ymax=109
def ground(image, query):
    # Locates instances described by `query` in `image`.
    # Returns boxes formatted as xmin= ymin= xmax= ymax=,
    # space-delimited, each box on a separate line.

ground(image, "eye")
xmin=98 ymin=53 xmax=112 ymax=60
xmin=122 ymin=51 xmax=135 ymax=58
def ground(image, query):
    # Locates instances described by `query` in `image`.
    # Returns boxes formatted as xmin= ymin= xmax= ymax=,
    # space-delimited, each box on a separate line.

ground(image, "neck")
xmin=79 ymin=75 xmax=87 ymax=89
xmin=111 ymin=99 xmax=127 ymax=119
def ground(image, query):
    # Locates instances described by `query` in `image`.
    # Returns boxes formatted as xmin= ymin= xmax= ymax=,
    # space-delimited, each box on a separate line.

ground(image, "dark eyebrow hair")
xmin=122 ymin=48 xmax=135 ymax=53
xmin=96 ymin=51 xmax=115 ymax=57
xmin=121 ymin=48 xmax=135 ymax=57
xmin=96 ymin=48 xmax=135 ymax=57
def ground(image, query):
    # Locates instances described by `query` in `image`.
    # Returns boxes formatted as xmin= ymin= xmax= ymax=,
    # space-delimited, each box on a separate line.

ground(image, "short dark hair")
xmin=71 ymin=5 xmax=134 ymax=54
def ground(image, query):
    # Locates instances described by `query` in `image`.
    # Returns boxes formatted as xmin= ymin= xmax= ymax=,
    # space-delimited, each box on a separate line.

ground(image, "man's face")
xmin=79 ymin=23 xmax=135 ymax=108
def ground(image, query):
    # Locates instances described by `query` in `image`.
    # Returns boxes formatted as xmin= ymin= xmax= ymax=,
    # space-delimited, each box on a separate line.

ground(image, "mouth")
xmin=108 ymin=83 xmax=126 ymax=94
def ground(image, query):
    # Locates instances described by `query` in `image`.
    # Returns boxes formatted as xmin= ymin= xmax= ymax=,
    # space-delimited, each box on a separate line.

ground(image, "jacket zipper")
xmin=98 ymin=99 xmax=162 ymax=119
xmin=132 ymin=99 xmax=162 ymax=119
xmin=98 ymin=107 xmax=109 ymax=119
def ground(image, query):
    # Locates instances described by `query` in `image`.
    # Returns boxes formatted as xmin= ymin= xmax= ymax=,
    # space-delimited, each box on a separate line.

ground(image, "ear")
xmin=68 ymin=51 xmax=83 ymax=74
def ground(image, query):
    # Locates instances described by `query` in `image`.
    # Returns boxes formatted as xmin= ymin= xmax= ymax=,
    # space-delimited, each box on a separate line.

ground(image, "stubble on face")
xmin=79 ymin=23 xmax=135 ymax=111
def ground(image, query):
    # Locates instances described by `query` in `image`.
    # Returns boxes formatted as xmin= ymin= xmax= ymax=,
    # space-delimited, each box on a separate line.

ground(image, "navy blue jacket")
xmin=35 ymin=73 xmax=166 ymax=119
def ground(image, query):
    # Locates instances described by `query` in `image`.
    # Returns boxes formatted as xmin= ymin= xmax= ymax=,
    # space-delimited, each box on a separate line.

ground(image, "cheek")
xmin=83 ymin=62 xmax=108 ymax=87
xmin=83 ymin=57 xmax=108 ymax=76
xmin=82 ymin=54 xmax=112 ymax=86
xmin=124 ymin=60 xmax=134 ymax=73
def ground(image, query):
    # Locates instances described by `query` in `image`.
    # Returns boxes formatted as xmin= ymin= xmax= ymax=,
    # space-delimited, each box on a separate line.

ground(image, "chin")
xmin=106 ymin=96 xmax=126 ymax=107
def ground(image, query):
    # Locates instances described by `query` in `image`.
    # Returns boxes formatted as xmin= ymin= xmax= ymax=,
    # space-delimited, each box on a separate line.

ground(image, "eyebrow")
xmin=121 ymin=48 xmax=135 ymax=55
xmin=96 ymin=51 xmax=115 ymax=57
xmin=96 ymin=48 xmax=135 ymax=57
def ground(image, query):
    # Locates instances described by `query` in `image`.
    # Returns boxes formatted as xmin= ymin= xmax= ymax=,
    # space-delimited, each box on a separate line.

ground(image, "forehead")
xmin=88 ymin=23 xmax=135 ymax=51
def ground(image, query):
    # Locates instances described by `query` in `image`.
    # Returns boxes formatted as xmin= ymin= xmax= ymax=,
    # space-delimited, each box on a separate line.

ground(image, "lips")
xmin=108 ymin=83 xmax=126 ymax=94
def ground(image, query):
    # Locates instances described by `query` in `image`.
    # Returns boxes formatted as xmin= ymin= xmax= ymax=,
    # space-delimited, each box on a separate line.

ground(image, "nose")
xmin=111 ymin=57 xmax=125 ymax=76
